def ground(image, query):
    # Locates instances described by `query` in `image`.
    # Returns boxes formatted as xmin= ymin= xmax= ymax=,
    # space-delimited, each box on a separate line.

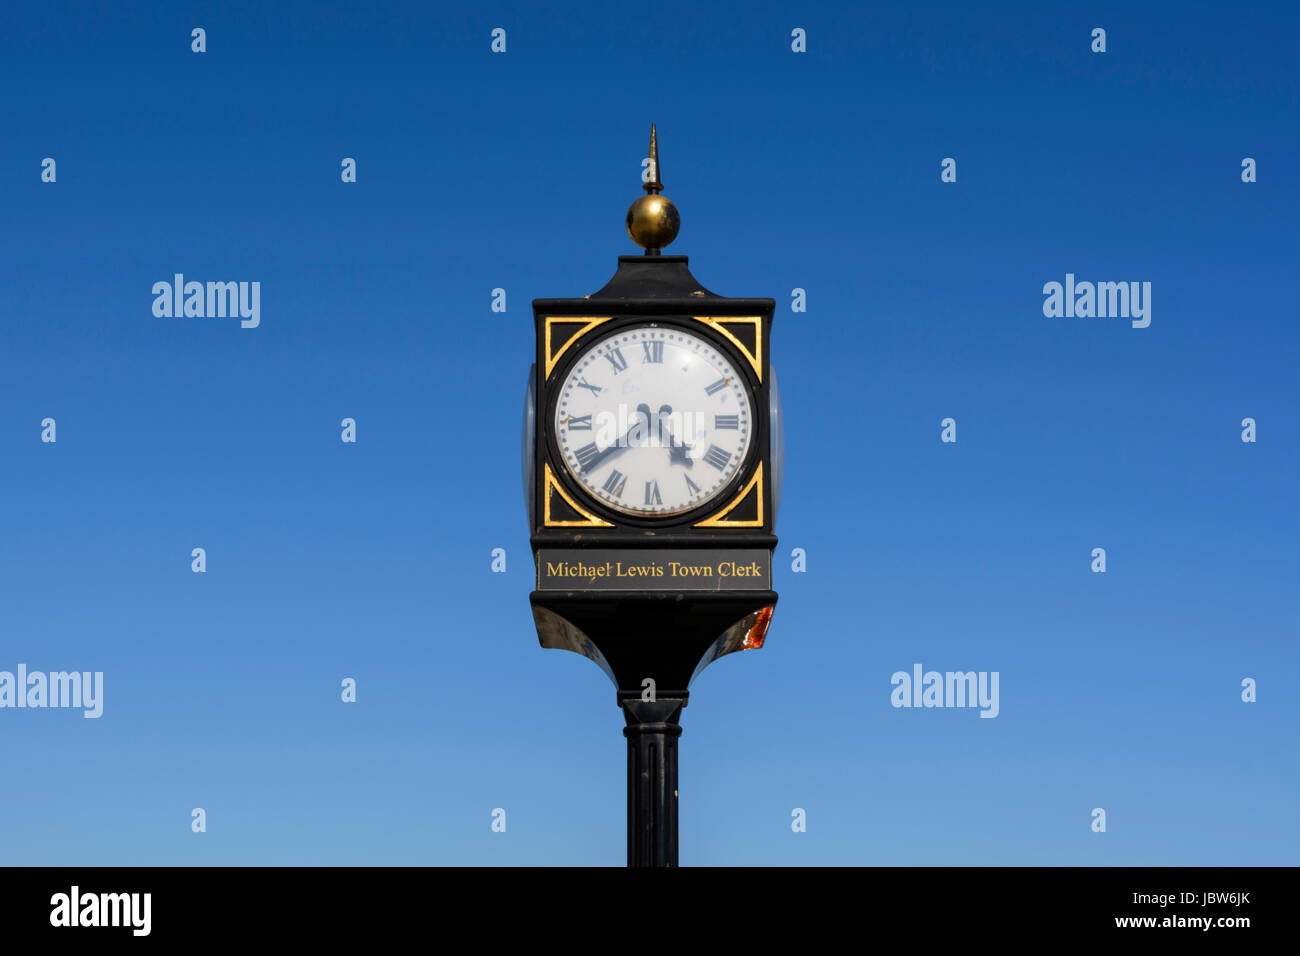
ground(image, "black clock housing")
xmin=530 ymin=256 xmax=776 ymax=550
xmin=526 ymin=254 xmax=780 ymax=698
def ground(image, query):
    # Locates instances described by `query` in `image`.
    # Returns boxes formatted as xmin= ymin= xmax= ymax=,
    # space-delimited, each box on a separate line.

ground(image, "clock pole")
xmin=527 ymin=126 xmax=780 ymax=867
xmin=621 ymin=694 xmax=684 ymax=867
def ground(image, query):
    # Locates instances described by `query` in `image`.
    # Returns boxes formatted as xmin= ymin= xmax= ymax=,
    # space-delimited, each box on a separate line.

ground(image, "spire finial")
xmin=644 ymin=123 xmax=663 ymax=194
xmin=626 ymin=123 xmax=679 ymax=255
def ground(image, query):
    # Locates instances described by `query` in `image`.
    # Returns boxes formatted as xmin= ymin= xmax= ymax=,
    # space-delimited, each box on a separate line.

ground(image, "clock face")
xmin=554 ymin=326 xmax=753 ymax=517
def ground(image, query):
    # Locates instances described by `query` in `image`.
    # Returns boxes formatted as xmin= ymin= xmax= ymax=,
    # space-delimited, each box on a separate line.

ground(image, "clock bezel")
xmin=542 ymin=315 xmax=763 ymax=529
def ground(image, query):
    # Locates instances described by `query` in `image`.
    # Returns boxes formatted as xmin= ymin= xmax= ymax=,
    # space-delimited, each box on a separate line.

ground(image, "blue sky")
xmin=1 ymin=0 xmax=1296 ymax=865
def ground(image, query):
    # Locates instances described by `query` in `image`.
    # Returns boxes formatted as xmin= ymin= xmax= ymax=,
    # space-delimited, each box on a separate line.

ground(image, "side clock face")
xmin=554 ymin=326 xmax=753 ymax=517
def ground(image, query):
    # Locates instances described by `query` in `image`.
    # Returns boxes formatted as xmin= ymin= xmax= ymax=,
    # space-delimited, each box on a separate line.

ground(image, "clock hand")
xmin=654 ymin=405 xmax=694 ymax=468
xmin=582 ymin=404 xmax=651 ymax=474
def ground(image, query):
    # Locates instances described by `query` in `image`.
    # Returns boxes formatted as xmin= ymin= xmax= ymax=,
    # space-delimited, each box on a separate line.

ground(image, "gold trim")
xmin=694 ymin=464 xmax=764 ymax=528
xmin=544 ymin=316 xmax=613 ymax=379
xmin=691 ymin=316 xmax=762 ymax=382
xmin=543 ymin=463 xmax=614 ymax=528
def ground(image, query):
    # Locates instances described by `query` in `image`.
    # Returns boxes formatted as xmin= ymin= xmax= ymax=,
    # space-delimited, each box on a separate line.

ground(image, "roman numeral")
xmin=567 ymin=414 xmax=592 ymax=430
xmin=684 ymin=474 xmax=701 ymax=495
xmin=715 ymin=414 xmax=739 ymax=429
xmin=704 ymin=378 xmax=727 ymax=396
xmin=574 ymin=377 xmax=602 ymax=396
xmin=642 ymin=341 xmax=664 ymax=364
xmin=602 ymin=469 xmax=627 ymax=497
xmin=702 ymin=444 xmax=731 ymax=470
xmin=575 ymin=443 xmax=600 ymax=471
xmin=644 ymin=480 xmax=662 ymax=505
xmin=604 ymin=348 xmax=628 ymax=373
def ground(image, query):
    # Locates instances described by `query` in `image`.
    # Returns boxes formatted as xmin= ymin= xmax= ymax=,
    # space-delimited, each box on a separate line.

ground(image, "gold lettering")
xmin=614 ymin=562 xmax=664 ymax=577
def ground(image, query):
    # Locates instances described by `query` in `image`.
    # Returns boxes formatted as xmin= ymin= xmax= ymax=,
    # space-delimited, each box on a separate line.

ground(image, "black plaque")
xmin=537 ymin=549 xmax=771 ymax=591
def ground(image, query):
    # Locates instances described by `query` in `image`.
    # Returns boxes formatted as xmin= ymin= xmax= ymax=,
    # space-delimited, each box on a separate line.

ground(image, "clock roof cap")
xmin=590 ymin=255 xmax=716 ymax=300
xmin=531 ymin=255 xmax=776 ymax=314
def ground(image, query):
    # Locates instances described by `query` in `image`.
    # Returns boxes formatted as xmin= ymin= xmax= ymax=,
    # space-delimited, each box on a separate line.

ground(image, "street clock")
xmin=523 ymin=126 xmax=782 ymax=866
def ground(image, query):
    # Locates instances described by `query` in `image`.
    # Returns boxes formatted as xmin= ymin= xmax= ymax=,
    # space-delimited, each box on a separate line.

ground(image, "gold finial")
xmin=645 ymin=124 xmax=663 ymax=193
xmin=626 ymin=124 xmax=680 ymax=255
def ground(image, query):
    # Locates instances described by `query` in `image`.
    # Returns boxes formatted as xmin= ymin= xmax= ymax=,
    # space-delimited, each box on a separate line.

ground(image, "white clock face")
xmin=554 ymin=326 xmax=753 ymax=517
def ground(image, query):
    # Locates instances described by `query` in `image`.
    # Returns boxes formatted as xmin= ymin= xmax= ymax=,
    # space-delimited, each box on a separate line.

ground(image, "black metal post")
xmin=620 ymin=697 xmax=685 ymax=867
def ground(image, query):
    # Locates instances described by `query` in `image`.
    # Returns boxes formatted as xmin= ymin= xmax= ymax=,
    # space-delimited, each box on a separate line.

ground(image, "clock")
xmin=526 ymin=129 xmax=783 ymax=869
xmin=553 ymin=325 xmax=753 ymax=517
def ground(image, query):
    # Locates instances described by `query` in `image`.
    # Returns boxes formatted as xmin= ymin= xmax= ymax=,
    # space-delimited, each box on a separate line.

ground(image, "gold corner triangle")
xmin=694 ymin=464 xmax=764 ymax=528
xmin=544 ymin=463 xmax=614 ymax=528
xmin=544 ymin=316 xmax=614 ymax=379
xmin=691 ymin=316 xmax=762 ymax=381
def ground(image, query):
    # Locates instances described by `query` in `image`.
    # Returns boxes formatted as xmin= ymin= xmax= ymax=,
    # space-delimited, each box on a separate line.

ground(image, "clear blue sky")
xmin=1 ymin=0 xmax=1296 ymax=865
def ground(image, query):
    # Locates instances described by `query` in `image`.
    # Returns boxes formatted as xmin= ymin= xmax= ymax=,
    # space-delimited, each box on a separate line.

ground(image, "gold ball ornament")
xmin=626 ymin=194 xmax=680 ymax=250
